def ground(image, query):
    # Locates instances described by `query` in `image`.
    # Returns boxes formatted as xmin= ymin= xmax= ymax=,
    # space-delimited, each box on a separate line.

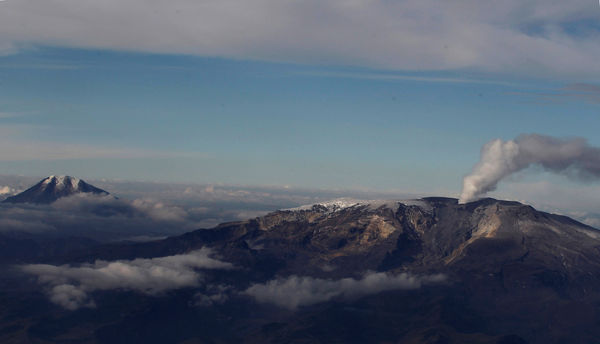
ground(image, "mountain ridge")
xmin=67 ymin=196 xmax=600 ymax=278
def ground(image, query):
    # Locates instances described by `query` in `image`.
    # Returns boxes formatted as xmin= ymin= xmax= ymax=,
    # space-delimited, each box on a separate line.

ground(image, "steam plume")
xmin=460 ymin=134 xmax=600 ymax=203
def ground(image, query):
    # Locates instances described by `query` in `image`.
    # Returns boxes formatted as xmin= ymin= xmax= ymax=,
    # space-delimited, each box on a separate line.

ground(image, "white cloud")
xmin=243 ymin=272 xmax=446 ymax=309
xmin=22 ymin=248 xmax=234 ymax=310
xmin=0 ymin=0 xmax=599 ymax=78
xmin=0 ymin=185 xmax=15 ymax=195
xmin=0 ymin=192 xmax=213 ymax=236
xmin=48 ymin=284 xmax=96 ymax=310
xmin=194 ymin=284 xmax=233 ymax=307
xmin=130 ymin=198 xmax=188 ymax=222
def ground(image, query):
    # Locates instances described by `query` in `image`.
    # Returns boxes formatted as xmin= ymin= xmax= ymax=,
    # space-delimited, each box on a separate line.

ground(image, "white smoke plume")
xmin=460 ymin=134 xmax=600 ymax=203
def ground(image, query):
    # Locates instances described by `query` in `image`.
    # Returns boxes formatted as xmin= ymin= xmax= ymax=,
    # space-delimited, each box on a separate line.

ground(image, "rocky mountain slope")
xmin=80 ymin=197 xmax=600 ymax=279
xmin=2 ymin=197 xmax=600 ymax=343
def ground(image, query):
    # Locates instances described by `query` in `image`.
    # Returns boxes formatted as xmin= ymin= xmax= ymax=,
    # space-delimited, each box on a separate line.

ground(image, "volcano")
xmin=2 ymin=175 xmax=109 ymax=204
xmin=3 ymin=196 xmax=600 ymax=343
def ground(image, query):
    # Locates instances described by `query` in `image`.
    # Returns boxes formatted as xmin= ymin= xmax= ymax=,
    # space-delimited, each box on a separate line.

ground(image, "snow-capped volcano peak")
xmin=42 ymin=175 xmax=82 ymax=190
xmin=3 ymin=175 xmax=109 ymax=204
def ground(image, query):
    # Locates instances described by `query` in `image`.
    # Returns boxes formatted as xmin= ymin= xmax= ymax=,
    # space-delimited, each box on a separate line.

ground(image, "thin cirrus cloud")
xmin=0 ymin=128 xmax=206 ymax=161
xmin=0 ymin=112 xmax=21 ymax=119
xmin=509 ymin=83 xmax=600 ymax=105
xmin=21 ymin=248 xmax=234 ymax=310
xmin=0 ymin=0 xmax=599 ymax=78
xmin=243 ymin=272 xmax=446 ymax=309
xmin=560 ymin=84 xmax=600 ymax=104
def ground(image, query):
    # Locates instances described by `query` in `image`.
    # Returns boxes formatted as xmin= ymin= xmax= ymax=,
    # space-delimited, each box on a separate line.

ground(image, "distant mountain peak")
xmin=2 ymin=175 xmax=109 ymax=204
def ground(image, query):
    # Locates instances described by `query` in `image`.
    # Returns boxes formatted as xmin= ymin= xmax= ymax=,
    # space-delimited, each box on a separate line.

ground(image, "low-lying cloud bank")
xmin=243 ymin=272 xmax=446 ymax=309
xmin=22 ymin=248 xmax=233 ymax=310
xmin=0 ymin=176 xmax=416 ymax=239
xmin=0 ymin=193 xmax=227 ymax=239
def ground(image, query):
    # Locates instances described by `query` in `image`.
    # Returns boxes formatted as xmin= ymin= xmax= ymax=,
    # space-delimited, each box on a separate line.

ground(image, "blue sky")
xmin=0 ymin=0 xmax=599 ymax=201
xmin=1 ymin=46 xmax=599 ymax=194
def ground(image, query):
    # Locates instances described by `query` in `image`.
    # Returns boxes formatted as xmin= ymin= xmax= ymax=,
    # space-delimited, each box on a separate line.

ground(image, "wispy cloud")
xmin=561 ymin=83 xmax=600 ymax=104
xmin=22 ymin=248 xmax=234 ymax=310
xmin=0 ymin=112 xmax=21 ymax=119
xmin=243 ymin=272 xmax=446 ymax=309
xmin=0 ymin=63 xmax=83 ymax=70
xmin=0 ymin=1 xmax=599 ymax=78
xmin=297 ymin=71 xmax=519 ymax=86
xmin=0 ymin=126 xmax=207 ymax=161
xmin=509 ymin=83 xmax=600 ymax=105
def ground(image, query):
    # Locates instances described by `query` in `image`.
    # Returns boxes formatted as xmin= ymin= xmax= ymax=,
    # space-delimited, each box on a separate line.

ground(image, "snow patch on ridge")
xmin=284 ymin=198 xmax=432 ymax=213
xmin=284 ymin=198 xmax=363 ymax=212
